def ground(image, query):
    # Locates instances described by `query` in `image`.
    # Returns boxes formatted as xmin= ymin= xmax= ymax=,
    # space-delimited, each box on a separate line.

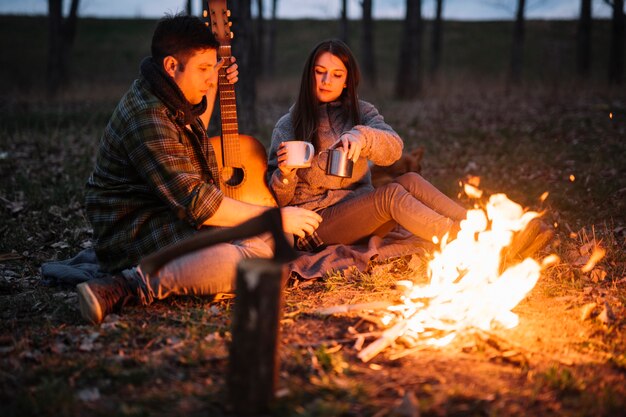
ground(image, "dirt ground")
xmin=276 ymin=253 xmax=626 ymax=417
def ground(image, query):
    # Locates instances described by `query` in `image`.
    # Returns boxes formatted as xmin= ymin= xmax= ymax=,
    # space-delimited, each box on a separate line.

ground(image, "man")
xmin=78 ymin=14 xmax=321 ymax=324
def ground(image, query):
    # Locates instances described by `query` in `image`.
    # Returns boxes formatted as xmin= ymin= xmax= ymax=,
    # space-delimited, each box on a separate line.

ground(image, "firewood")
xmin=520 ymin=229 xmax=554 ymax=259
xmin=358 ymin=320 xmax=409 ymax=362
xmin=315 ymin=300 xmax=393 ymax=315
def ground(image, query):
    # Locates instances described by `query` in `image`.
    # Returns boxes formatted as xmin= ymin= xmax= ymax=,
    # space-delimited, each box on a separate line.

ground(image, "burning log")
xmin=315 ymin=301 xmax=393 ymax=315
xmin=358 ymin=320 xmax=409 ymax=362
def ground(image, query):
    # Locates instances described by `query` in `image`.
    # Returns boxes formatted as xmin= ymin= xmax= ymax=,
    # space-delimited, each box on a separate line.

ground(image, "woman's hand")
xmin=276 ymin=142 xmax=297 ymax=176
xmin=280 ymin=206 xmax=322 ymax=238
xmin=331 ymin=131 xmax=364 ymax=162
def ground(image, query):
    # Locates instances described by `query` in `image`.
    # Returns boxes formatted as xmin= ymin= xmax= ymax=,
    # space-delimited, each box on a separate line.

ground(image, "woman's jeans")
xmin=126 ymin=234 xmax=274 ymax=306
xmin=316 ymin=172 xmax=467 ymax=245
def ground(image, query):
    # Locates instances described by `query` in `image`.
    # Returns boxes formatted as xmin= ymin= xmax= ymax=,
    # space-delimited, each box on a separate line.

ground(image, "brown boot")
xmin=77 ymin=274 xmax=136 ymax=324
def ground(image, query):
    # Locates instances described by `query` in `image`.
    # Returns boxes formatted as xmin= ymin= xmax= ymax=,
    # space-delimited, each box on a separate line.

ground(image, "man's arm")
xmin=204 ymin=197 xmax=322 ymax=239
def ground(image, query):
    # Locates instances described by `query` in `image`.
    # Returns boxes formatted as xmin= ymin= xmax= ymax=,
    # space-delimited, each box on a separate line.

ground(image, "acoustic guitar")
xmin=206 ymin=0 xmax=277 ymax=207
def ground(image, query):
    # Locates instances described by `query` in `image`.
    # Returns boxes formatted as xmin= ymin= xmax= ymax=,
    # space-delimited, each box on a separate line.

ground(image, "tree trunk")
xmin=47 ymin=0 xmax=80 ymax=95
xmin=577 ymin=0 xmax=592 ymax=77
xmin=608 ymin=0 xmax=624 ymax=84
xmin=340 ymin=0 xmax=349 ymax=43
xmin=430 ymin=0 xmax=444 ymax=77
xmin=255 ymin=0 xmax=265 ymax=76
xmin=230 ymin=0 xmax=257 ymax=132
xmin=509 ymin=0 xmax=526 ymax=84
xmin=186 ymin=0 xmax=192 ymax=15
xmin=228 ymin=258 xmax=286 ymax=415
xmin=361 ymin=0 xmax=376 ymax=87
xmin=394 ymin=0 xmax=422 ymax=99
xmin=266 ymin=0 xmax=278 ymax=76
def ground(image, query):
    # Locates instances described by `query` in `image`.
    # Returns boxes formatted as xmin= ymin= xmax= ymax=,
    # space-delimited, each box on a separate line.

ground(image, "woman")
xmin=267 ymin=39 xmax=467 ymax=251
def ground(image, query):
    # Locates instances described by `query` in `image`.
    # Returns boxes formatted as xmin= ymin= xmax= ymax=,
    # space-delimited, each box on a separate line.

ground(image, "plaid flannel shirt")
xmin=86 ymin=77 xmax=224 ymax=272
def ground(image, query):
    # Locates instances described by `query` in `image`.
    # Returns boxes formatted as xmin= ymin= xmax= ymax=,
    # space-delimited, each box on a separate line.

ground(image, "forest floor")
xmin=1 ymin=79 xmax=625 ymax=416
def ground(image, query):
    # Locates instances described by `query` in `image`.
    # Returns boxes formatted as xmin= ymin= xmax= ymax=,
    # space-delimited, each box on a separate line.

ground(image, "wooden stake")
xmin=228 ymin=258 xmax=286 ymax=415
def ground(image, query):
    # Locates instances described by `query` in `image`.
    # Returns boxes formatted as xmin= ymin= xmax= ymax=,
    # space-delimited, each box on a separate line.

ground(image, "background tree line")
xmin=46 ymin=0 xmax=625 ymax=131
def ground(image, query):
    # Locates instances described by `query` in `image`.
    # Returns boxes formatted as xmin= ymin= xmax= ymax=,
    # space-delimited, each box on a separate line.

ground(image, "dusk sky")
xmin=0 ymin=0 xmax=615 ymax=20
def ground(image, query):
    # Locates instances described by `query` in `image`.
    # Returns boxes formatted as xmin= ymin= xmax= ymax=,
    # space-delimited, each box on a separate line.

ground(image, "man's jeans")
xmin=127 ymin=234 xmax=274 ymax=306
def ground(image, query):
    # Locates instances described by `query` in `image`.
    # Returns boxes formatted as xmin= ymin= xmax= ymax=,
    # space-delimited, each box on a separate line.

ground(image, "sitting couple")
xmin=76 ymin=14 xmax=466 ymax=324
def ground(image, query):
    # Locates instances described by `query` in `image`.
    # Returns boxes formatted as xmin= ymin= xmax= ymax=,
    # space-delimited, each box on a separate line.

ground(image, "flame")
xmin=357 ymin=192 xmax=546 ymax=362
xmin=581 ymin=246 xmax=606 ymax=273
xmin=569 ymin=174 xmax=576 ymax=182
xmin=462 ymin=175 xmax=483 ymax=198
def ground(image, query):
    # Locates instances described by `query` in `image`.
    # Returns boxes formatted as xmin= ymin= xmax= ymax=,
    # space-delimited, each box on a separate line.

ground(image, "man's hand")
xmin=331 ymin=131 xmax=364 ymax=162
xmin=200 ymin=56 xmax=238 ymax=129
xmin=223 ymin=56 xmax=238 ymax=84
xmin=280 ymin=206 xmax=322 ymax=238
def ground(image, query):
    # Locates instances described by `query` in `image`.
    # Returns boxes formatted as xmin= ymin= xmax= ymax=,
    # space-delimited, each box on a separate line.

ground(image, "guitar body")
xmin=209 ymin=133 xmax=277 ymax=207
xmin=207 ymin=0 xmax=277 ymax=208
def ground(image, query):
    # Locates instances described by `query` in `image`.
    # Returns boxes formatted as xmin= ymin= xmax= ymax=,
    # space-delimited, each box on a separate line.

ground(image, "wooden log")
xmin=228 ymin=258 xmax=286 ymax=416
xmin=314 ymin=300 xmax=393 ymax=315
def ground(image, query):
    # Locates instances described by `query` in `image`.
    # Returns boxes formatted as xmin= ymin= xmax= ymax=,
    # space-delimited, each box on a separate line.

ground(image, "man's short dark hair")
xmin=152 ymin=13 xmax=220 ymax=66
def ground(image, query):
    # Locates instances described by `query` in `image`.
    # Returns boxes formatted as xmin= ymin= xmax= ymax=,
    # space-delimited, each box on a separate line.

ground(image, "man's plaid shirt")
xmin=86 ymin=77 xmax=224 ymax=272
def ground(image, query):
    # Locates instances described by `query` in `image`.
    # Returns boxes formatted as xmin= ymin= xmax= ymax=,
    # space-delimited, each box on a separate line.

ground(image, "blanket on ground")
xmin=41 ymin=228 xmax=430 ymax=286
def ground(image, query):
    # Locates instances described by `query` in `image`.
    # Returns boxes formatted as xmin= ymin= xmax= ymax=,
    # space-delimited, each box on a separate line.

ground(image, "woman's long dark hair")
xmin=292 ymin=39 xmax=361 ymax=145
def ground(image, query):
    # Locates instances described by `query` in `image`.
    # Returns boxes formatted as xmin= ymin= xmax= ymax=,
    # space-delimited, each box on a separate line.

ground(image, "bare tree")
xmin=395 ymin=0 xmax=423 ymax=99
xmin=266 ymin=0 xmax=278 ymax=76
xmin=230 ymin=0 xmax=258 ymax=132
xmin=604 ymin=0 xmax=624 ymax=84
xmin=340 ymin=0 xmax=349 ymax=43
xmin=430 ymin=0 xmax=444 ymax=77
xmin=509 ymin=0 xmax=526 ymax=84
xmin=47 ymin=0 xmax=80 ymax=95
xmin=577 ymin=0 xmax=592 ymax=78
xmin=255 ymin=0 xmax=265 ymax=75
xmin=361 ymin=0 xmax=377 ymax=87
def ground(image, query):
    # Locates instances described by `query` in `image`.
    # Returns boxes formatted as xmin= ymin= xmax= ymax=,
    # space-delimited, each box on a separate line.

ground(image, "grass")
xmin=1 ymin=14 xmax=625 ymax=417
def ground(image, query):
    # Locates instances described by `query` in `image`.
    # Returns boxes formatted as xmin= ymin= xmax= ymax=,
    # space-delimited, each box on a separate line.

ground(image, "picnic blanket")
xmin=41 ymin=227 xmax=430 ymax=287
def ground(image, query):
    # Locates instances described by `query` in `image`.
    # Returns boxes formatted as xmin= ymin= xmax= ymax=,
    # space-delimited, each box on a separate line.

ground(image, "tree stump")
xmin=228 ymin=258 xmax=287 ymax=415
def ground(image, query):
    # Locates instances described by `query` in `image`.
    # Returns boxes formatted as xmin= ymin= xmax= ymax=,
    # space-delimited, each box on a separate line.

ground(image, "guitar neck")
xmin=218 ymin=45 xmax=241 ymax=167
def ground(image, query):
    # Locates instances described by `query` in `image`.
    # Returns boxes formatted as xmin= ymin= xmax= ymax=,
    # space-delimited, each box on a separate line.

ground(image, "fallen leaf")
xmin=79 ymin=332 xmax=100 ymax=352
xmin=580 ymin=302 xmax=597 ymax=321
xmin=579 ymin=241 xmax=595 ymax=256
xmin=50 ymin=241 xmax=70 ymax=249
xmin=0 ymin=196 xmax=24 ymax=214
xmin=0 ymin=253 xmax=22 ymax=262
xmin=77 ymin=387 xmax=100 ymax=402
xmin=590 ymin=268 xmax=608 ymax=283
xmin=597 ymin=302 xmax=614 ymax=326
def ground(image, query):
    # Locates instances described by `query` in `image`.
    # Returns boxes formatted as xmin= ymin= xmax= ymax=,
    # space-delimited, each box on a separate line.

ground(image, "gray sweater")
xmin=268 ymin=100 xmax=403 ymax=211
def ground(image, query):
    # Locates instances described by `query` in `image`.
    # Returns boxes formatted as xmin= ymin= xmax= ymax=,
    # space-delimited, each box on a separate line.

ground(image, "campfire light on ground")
xmin=355 ymin=191 xmax=551 ymax=362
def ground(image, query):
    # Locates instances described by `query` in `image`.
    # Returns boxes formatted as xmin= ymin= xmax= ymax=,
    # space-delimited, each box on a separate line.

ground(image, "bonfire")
xmin=320 ymin=180 xmax=557 ymax=362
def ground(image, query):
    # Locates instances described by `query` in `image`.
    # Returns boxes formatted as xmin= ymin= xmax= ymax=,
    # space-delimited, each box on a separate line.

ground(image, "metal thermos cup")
xmin=326 ymin=148 xmax=354 ymax=178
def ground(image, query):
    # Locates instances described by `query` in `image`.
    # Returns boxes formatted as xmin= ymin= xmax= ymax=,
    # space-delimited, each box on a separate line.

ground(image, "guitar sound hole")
xmin=221 ymin=166 xmax=245 ymax=187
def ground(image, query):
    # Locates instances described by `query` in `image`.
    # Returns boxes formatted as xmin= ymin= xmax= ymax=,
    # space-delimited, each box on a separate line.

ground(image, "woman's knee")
xmin=376 ymin=182 xmax=407 ymax=206
xmin=393 ymin=172 xmax=424 ymax=188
